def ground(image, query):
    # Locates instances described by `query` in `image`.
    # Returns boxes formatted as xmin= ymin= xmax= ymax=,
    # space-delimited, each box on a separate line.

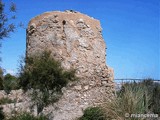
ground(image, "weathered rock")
xmin=0 ymin=90 xmax=33 ymax=118
xmin=25 ymin=10 xmax=114 ymax=120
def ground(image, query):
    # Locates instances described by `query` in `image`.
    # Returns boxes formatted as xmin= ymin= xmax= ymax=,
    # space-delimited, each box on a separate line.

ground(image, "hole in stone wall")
xmin=62 ymin=20 xmax=66 ymax=25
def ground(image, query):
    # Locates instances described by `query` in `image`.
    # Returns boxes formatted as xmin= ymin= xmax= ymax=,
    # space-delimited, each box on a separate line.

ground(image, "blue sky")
xmin=2 ymin=0 xmax=160 ymax=79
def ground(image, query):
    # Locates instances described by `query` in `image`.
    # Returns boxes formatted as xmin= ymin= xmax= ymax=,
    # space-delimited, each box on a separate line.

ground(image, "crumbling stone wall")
xmin=26 ymin=11 xmax=114 ymax=120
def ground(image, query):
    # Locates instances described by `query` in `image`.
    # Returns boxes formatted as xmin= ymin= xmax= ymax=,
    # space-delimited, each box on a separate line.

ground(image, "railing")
xmin=114 ymin=78 xmax=160 ymax=91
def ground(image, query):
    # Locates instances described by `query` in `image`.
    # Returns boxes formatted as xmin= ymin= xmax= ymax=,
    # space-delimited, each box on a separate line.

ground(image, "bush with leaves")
xmin=0 ymin=67 xmax=3 ymax=89
xmin=19 ymin=51 xmax=77 ymax=114
xmin=152 ymin=83 xmax=160 ymax=115
xmin=3 ymin=73 xmax=19 ymax=94
xmin=139 ymin=79 xmax=160 ymax=115
xmin=0 ymin=97 xmax=14 ymax=105
xmin=120 ymin=79 xmax=160 ymax=115
xmin=103 ymin=83 xmax=150 ymax=120
xmin=0 ymin=107 xmax=4 ymax=120
xmin=79 ymin=107 xmax=106 ymax=120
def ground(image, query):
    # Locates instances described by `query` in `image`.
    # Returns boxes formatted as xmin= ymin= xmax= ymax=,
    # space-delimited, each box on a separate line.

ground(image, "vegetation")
xmin=79 ymin=107 xmax=106 ymax=120
xmin=0 ymin=0 xmax=16 ymax=40
xmin=0 ymin=68 xmax=19 ymax=93
xmin=3 ymin=73 xmax=19 ymax=94
xmin=79 ymin=79 xmax=160 ymax=120
xmin=0 ymin=0 xmax=17 ymax=92
xmin=0 ymin=97 xmax=14 ymax=105
xmin=117 ymin=79 xmax=160 ymax=116
xmin=0 ymin=68 xmax=3 ymax=89
xmin=0 ymin=107 xmax=4 ymax=120
xmin=103 ymin=83 xmax=150 ymax=120
xmin=7 ymin=112 xmax=48 ymax=120
xmin=19 ymin=50 xmax=78 ymax=114
xmin=138 ymin=79 xmax=160 ymax=115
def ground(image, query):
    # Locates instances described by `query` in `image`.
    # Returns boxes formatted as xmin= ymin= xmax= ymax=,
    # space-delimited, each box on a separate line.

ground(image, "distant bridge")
xmin=114 ymin=78 xmax=160 ymax=91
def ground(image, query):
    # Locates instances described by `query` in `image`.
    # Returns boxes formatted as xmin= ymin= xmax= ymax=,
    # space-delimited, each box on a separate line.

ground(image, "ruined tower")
xmin=26 ymin=11 xmax=114 ymax=120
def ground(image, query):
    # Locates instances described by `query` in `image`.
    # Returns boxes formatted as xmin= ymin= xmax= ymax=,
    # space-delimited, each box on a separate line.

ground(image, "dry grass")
xmin=101 ymin=84 xmax=150 ymax=120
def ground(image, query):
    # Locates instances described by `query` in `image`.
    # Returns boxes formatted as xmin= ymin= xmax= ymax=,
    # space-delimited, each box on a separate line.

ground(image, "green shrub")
xmin=0 ymin=77 xmax=3 ymax=90
xmin=0 ymin=68 xmax=4 ymax=90
xmin=103 ymin=79 xmax=160 ymax=119
xmin=0 ymin=97 xmax=14 ymax=105
xmin=3 ymin=74 xmax=19 ymax=94
xmin=18 ymin=50 xmax=78 ymax=114
xmin=152 ymin=83 xmax=160 ymax=115
xmin=79 ymin=107 xmax=105 ymax=120
xmin=103 ymin=83 xmax=150 ymax=120
xmin=8 ymin=112 xmax=48 ymax=120
xmin=139 ymin=79 xmax=160 ymax=115
xmin=125 ymin=79 xmax=160 ymax=115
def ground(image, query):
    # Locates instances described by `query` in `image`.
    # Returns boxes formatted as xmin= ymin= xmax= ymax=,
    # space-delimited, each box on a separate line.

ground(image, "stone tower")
xmin=26 ymin=11 xmax=114 ymax=120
